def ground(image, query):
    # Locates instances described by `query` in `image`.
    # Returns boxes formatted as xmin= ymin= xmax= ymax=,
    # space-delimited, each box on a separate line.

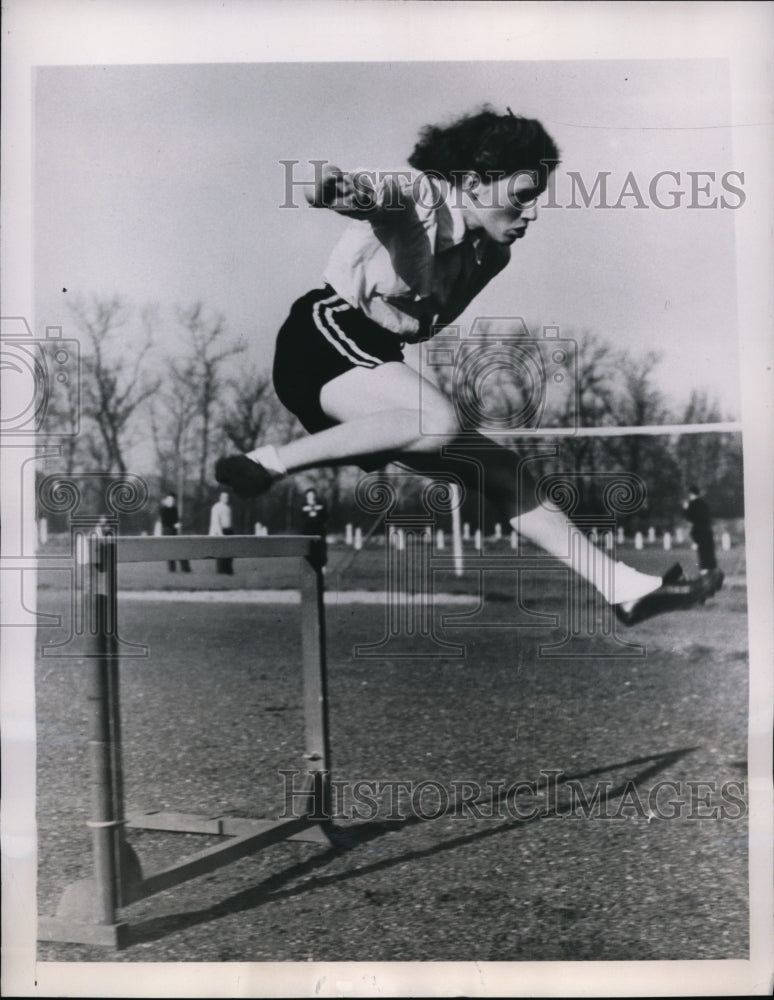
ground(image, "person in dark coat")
xmin=683 ymin=484 xmax=717 ymax=572
xmin=159 ymin=492 xmax=192 ymax=573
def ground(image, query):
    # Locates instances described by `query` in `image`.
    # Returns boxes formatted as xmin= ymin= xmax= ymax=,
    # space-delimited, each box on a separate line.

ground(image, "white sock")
xmin=509 ymin=512 xmax=661 ymax=606
xmin=610 ymin=561 xmax=662 ymax=606
xmin=245 ymin=444 xmax=287 ymax=476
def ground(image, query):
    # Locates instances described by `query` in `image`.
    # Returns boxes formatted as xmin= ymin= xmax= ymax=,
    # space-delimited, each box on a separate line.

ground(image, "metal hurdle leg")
xmin=38 ymin=531 xmax=139 ymax=947
xmin=300 ymin=537 xmax=332 ymax=820
xmin=39 ymin=534 xmax=334 ymax=950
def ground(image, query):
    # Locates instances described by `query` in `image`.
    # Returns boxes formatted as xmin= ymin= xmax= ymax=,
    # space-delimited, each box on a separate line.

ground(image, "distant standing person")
xmin=159 ymin=492 xmax=192 ymax=573
xmin=301 ymin=488 xmax=328 ymax=567
xmin=210 ymin=491 xmax=235 ymax=575
xmin=683 ymin=485 xmax=722 ymax=593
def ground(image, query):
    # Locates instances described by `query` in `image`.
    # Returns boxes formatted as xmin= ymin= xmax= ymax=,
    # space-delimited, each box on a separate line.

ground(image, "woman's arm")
xmin=306 ymin=163 xmax=401 ymax=219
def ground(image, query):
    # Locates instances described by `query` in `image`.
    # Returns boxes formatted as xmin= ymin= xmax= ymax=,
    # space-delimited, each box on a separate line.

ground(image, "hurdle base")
xmin=38 ymin=914 xmax=129 ymax=949
xmin=38 ymin=864 xmax=139 ymax=950
xmin=126 ymin=810 xmax=333 ymax=845
xmin=38 ymin=813 xmax=335 ymax=949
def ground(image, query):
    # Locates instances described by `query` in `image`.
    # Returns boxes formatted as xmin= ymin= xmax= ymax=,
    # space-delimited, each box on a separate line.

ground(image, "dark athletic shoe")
xmin=215 ymin=455 xmax=277 ymax=499
xmin=661 ymin=561 xmax=687 ymax=586
xmin=614 ymin=562 xmax=709 ymax=626
xmin=702 ymin=568 xmax=725 ymax=595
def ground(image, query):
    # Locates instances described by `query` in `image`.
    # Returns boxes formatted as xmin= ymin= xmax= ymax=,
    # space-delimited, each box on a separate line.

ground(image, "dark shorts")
xmin=273 ymin=286 xmax=404 ymax=434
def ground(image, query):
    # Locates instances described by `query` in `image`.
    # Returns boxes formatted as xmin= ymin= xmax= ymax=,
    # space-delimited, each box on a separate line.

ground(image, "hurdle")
xmin=37 ymin=532 xmax=331 ymax=950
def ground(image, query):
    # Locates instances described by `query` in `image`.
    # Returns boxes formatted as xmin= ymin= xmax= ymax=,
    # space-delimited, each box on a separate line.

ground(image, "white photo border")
xmin=2 ymin=1 xmax=772 ymax=997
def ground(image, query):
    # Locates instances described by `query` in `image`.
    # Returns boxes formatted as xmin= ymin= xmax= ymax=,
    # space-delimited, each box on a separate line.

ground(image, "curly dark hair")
xmin=407 ymin=105 xmax=560 ymax=188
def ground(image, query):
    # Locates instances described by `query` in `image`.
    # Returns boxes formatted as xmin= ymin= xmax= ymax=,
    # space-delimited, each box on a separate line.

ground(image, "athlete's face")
xmin=462 ymin=172 xmax=541 ymax=246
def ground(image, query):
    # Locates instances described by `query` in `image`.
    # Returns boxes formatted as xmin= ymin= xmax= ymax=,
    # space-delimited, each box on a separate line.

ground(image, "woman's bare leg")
xmin=272 ymin=363 xmax=459 ymax=470
xmin=268 ymin=362 xmax=662 ymax=607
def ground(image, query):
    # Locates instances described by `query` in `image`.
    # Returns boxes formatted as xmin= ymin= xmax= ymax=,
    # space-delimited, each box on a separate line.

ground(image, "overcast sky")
xmin=35 ymin=58 xmax=743 ymax=415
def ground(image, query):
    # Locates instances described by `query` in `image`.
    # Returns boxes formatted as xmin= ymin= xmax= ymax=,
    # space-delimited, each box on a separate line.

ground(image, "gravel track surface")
xmin=35 ymin=563 xmax=749 ymax=968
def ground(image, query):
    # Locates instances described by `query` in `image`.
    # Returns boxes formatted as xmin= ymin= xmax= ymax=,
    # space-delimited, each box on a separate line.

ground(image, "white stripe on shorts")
xmin=312 ymin=294 xmax=384 ymax=367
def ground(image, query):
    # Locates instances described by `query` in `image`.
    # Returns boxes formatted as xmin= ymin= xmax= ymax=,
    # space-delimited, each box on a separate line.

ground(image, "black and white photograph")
xmin=2 ymin=2 xmax=772 ymax=997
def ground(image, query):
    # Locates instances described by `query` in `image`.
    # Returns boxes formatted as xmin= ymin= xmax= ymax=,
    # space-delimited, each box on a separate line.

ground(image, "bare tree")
xmin=425 ymin=322 xmax=740 ymax=524
xmin=220 ymin=366 xmax=277 ymax=453
xmin=218 ymin=366 xmax=321 ymax=532
xmin=68 ymin=296 xmax=160 ymax=473
xmin=546 ymin=332 xmax=619 ymax=489
xmin=676 ymin=389 xmax=744 ymax=517
xmin=174 ymin=303 xmax=244 ymax=509
xmin=38 ymin=346 xmax=85 ymax=475
xmin=150 ymin=356 xmax=200 ymax=502
xmin=612 ymin=350 xmax=671 ymax=469
xmin=605 ymin=350 xmax=683 ymax=523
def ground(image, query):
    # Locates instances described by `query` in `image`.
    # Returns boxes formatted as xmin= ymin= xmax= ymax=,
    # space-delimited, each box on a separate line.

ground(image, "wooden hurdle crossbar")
xmin=37 ymin=533 xmax=332 ymax=949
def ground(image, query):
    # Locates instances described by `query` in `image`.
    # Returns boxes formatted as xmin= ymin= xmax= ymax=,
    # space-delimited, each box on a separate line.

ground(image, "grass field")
xmin=34 ymin=540 xmax=749 ymax=964
xmin=36 ymin=533 xmax=749 ymax=595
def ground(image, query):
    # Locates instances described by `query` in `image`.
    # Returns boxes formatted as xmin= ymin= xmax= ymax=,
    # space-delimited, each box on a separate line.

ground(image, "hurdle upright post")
xmin=38 ymin=527 xmax=136 ymax=947
xmin=85 ymin=530 xmax=128 ymax=925
xmin=299 ymin=537 xmax=332 ymax=821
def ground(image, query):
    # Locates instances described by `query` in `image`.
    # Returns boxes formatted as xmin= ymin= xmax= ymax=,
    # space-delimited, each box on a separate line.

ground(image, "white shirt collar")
xmin=436 ymin=182 xmax=488 ymax=263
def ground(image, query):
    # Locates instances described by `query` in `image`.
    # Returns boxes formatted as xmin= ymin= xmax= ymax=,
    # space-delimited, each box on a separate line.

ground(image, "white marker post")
xmin=451 ymin=483 xmax=463 ymax=578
